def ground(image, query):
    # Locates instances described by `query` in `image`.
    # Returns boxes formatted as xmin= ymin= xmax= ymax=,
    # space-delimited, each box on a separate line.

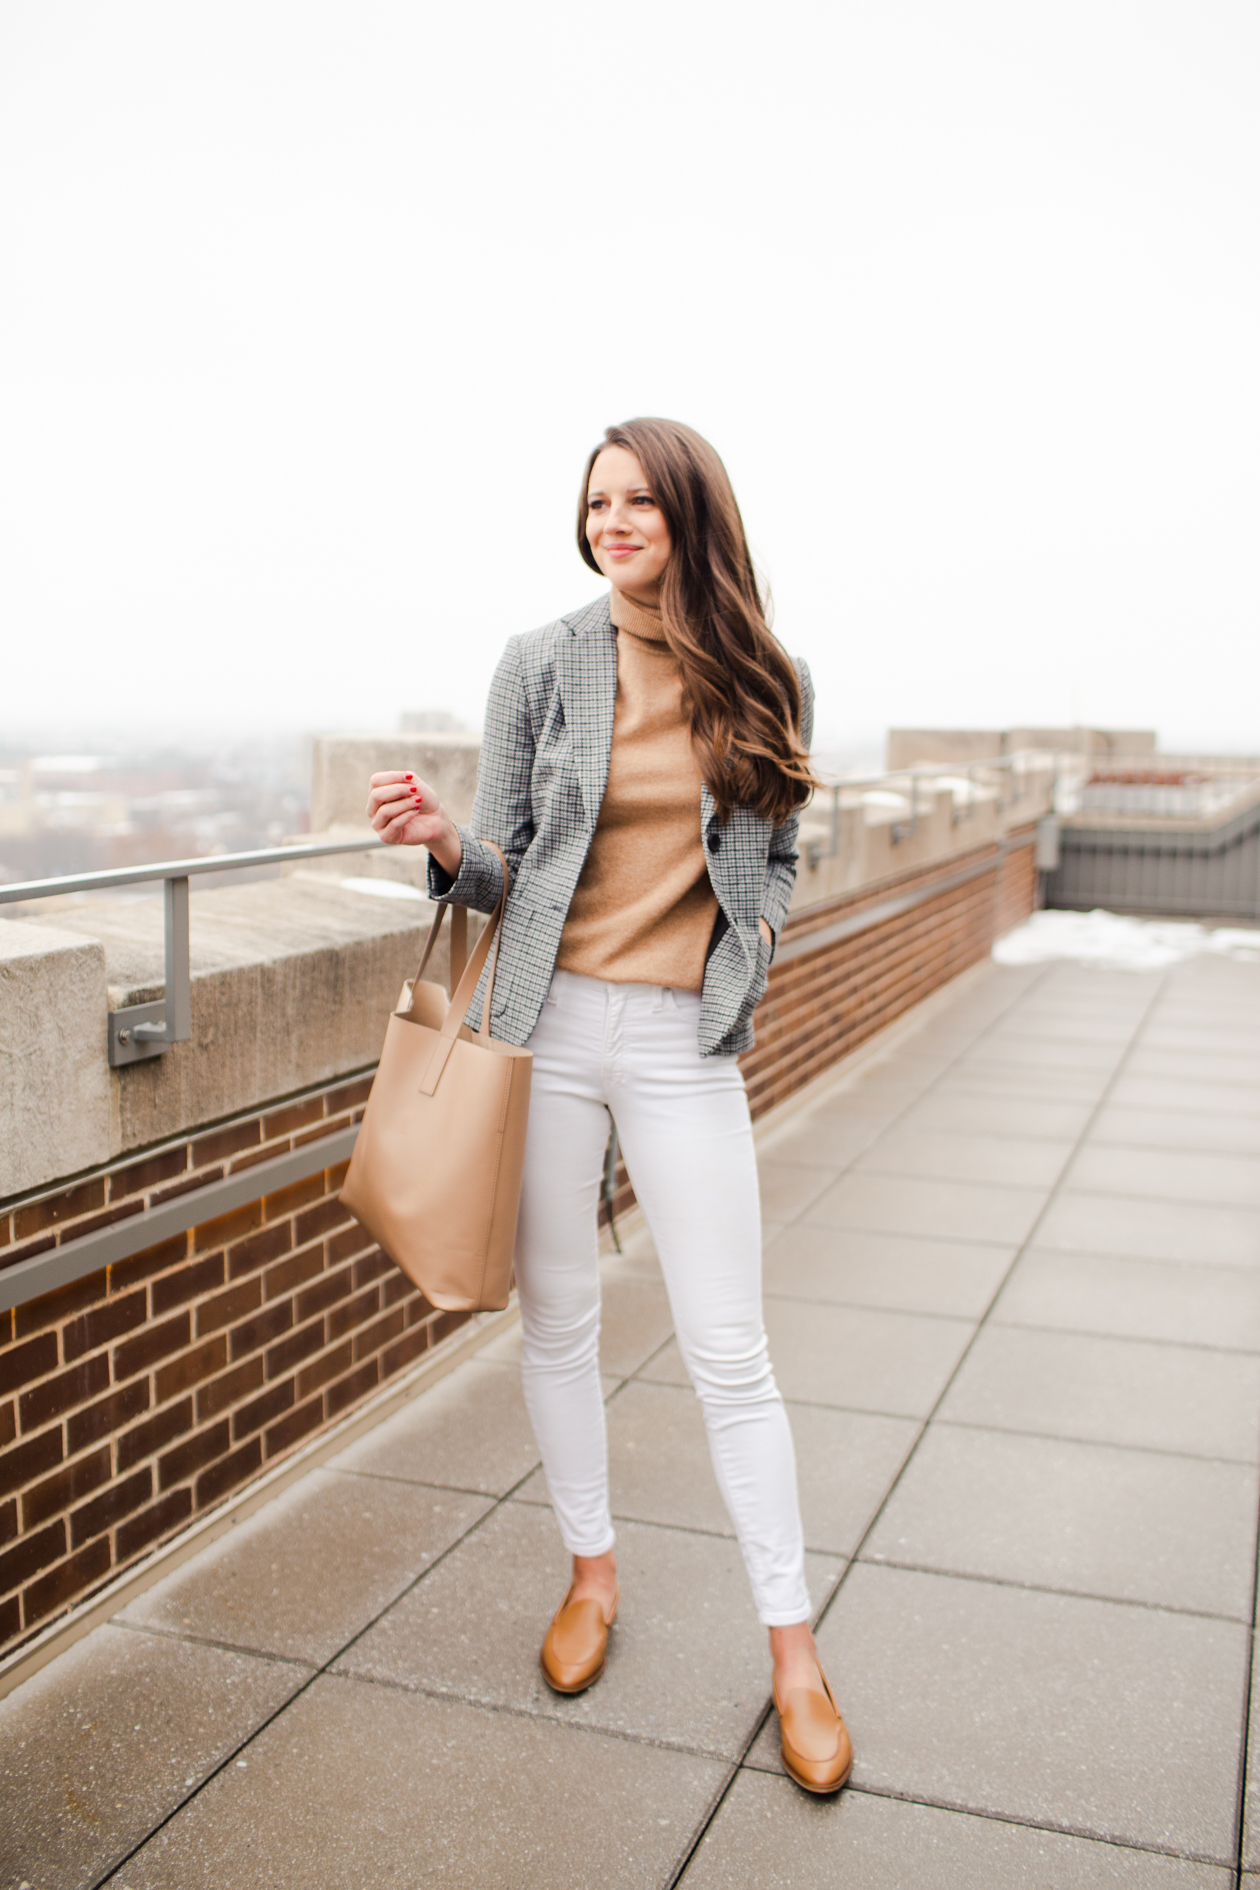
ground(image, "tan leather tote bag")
xmin=340 ymin=848 xmax=532 ymax=1312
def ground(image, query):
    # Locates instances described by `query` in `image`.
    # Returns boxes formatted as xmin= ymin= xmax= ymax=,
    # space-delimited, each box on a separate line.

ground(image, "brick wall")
xmin=743 ymin=831 xmax=1037 ymax=1116
xmin=1 ymin=829 xmax=1038 ymax=1664
xmin=0 ymin=1075 xmax=467 ymax=1660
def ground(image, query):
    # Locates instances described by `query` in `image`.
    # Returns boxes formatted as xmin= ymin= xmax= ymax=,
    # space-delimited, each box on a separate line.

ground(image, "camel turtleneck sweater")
xmin=555 ymin=589 xmax=718 ymax=992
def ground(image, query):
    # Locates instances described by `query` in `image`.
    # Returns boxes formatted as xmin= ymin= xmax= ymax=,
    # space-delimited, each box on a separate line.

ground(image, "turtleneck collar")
xmin=609 ymin=588 xmax=667 ymax=643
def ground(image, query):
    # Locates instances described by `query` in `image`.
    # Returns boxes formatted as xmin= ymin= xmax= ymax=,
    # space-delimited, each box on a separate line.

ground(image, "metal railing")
xmin=1073 ymin=755 xmax=1260 ymax=823
xmin=0 ymin=839 xmax=385 ymax=1066
xmin=804 ymin=751 xmax=1064 ymax=869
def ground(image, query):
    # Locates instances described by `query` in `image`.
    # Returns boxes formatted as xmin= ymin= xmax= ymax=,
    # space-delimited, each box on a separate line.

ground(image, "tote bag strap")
xmin=407 ymin=901 xmax=467 ymax=1006
xmin=418 ymin=844 xmax=510 ymax=1096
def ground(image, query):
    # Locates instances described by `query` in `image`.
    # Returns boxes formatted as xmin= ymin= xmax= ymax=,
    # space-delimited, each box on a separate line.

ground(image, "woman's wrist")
xmin=428 ymin=819 xmax=463 ymax=879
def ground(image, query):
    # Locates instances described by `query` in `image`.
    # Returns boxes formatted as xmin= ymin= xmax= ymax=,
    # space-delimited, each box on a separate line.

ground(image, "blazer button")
xmin=707 ymin=830 xmax=722 ymax=853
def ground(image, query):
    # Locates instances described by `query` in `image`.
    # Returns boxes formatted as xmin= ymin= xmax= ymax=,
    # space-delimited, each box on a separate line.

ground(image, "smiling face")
xmin=584 ymin=445 xmax=673 ymax=607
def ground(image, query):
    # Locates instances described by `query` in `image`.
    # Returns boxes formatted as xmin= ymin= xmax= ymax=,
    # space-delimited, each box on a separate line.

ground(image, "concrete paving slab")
xmin=931 ymin=1064 xmax=1115 ymax=1103
xmin=938 ymin=1325 xmax=1260 ymax=1461
xmin=121 ymin=1468 xmax=492 ymax=1664
xmin=1010 ymin=986 xmax=1152 ymax=1011
xmin=856 ymin=1052 xmax=954 ymax=1089
xmin=1148 ymin=992 xmax=1260 ymax=1019
xmin=854 ymin=1125 xmax=1075 ymax=1187
xmin=994 ymin=1249 xmax=1260 ymax=1351
xmin=983 ymin=1011 xmax=1143 ymax=1043
xmin=101 ymin=1673 xmax=726 ymax=1890
xmin=863 ymin=1422 xmax=1257 ymax=1618
xmin=805 ymin=1170 xmax=1049 ymax=1246
xmin=1148 ymin=1008 xmax=1260 ymax=1035
xmin=806 ymin=1058 xmax=953 ymax=1111
xmin=1108 ymin=1075 xmax=1260 ymax=1118
xmin=639 ymin=1308 xmax=975 ymax=1423
xmin=762 ymin=1299 xmax=975 ymax=1417
xmin=957 ymin=1033 xmax=1126 ymax=1071
xmin=755 ymin=1109 xmax=894 ymax=1170
xmin=1244 ymin=1628 xmax=1260 ymax=1872
xmin=597 ymin=1269 xmax=680 ymax=1379
xmin=330 ymin=1357 xmax=541 ymax=1495
xmin=1125 ymin=1048 xmax=1260 ymax=1086
xmin=899 ymin=1089 xmax=1097 ymax=1141
xmin=1036 ymin=1191 xmax=1260 ymax=1268
xmin=1141 ymin=1024 xmax=1260 ymax=1055
xmin=1090 ymin=1105 xmax=1260 ymax=1157
xmin=763 ymin=1224 xmax=1014 ymax=1318
xmin=802 ymin=1094 xmax=919 ymax=1128
xmin=896 ymin=1010 xmax=1018 ymax=1052
xmin=515 ymin=1379 xmax=918 ymax=1557
xmin=0 ymin=1624 xmax=305 ymax=1890
xmin=756 ymin=1156 xmax=844 ymax=1223
xmin=682 ymin=1774 xmax=1233 ymax=1890
xmin=607 ymin=1221 xmax=664 ymax=1268
xmin=336 ymin=1500 xmax=839 ymax=1759
xmin=482 ymin=1266 xmax=678 ymax=1382
xmin=1064 ymin=1144 xmax=1260 ymax=1207
xmin=747 ymin=1563 xmax=1248 ymax=1861
xmin=1035 ymin=968 xmax=1162 ymax=998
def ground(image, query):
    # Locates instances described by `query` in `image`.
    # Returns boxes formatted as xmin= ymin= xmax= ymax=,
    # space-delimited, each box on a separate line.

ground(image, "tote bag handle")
xmin=418 ymin=845 xmax=510 ymax=1096
xmin=407 ymin=902 xmax=467 ymax=1006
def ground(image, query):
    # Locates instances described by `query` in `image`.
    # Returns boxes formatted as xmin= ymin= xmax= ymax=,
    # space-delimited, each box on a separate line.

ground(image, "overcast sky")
xmin=2 ymin=2 xmax=1257 ymax=760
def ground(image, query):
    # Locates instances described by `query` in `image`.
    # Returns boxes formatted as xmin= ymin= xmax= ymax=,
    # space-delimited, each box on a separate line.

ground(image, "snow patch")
xmin=339 ymin=876 xmax=428 ymax=902
xmin=993 ymin=908 xmax=1260 ymax=971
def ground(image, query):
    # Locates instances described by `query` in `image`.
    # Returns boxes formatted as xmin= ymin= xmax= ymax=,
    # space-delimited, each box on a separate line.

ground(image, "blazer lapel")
xmin=556 ymin=595 xmax=617 ymax=830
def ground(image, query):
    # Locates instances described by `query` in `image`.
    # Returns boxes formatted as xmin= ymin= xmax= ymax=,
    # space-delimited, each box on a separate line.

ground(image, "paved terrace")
xmin=4 ymin=949 xmax=1260 ymax=1888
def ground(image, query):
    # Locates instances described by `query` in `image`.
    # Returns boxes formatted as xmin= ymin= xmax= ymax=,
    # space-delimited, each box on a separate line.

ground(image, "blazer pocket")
xmin=489 ymin=900 xmax=534 ymax=1015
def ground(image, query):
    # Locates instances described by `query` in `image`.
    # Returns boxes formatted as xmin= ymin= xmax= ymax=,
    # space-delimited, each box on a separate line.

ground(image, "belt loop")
xmin=652 ymin=986 xmax=664 ymax=1013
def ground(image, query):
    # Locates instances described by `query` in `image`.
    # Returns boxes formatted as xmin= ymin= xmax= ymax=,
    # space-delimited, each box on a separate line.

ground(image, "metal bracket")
xmin=107 ymin=877 xmax=193 ymax=1067
xmin=891 ymin=775 xmax=921 ymax=845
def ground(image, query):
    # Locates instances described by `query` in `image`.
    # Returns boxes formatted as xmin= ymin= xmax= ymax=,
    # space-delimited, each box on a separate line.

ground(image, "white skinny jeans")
xmin=514 ymin=969 xmax=810 ymax=1627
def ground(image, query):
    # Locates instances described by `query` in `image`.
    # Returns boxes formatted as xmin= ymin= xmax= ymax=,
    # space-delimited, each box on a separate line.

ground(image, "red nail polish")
xmin=405 ymin=773 xmax=414 ymax=781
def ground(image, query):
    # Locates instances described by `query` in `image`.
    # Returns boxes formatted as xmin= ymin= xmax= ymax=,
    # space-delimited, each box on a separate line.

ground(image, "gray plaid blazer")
xmin=428 ymin=593 xmax=813 ymax=1057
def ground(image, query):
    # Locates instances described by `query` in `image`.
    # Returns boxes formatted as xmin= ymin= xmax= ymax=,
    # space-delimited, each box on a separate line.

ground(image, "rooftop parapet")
xmin=886 ymin=726 xmax=1156 ymax=770
xmin=795 ymin=752 xmax=1060 ymax=910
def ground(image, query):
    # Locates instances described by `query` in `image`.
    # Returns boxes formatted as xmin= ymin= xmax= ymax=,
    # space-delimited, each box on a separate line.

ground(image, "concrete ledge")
xmin=1 ymin=880 xmax=456 ymax=1195
xmin=0 ymin=922 xmax=112 ymax=1198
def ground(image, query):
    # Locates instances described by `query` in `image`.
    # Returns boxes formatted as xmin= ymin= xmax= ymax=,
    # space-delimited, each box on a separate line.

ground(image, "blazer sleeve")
xmin=760 ymin=657 xmax=815 ymax=943
xmin=427 ymin=636 xmax=535 ymax=912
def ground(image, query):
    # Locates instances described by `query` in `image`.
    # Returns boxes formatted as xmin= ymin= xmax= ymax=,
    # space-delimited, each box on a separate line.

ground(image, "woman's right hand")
xmin=366 ymin=772 xmax=464 ymax=878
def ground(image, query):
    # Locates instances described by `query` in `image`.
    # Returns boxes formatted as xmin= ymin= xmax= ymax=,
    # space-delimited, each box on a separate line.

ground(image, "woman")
xmin=367 ymin=417 xmax=852 ymax=1795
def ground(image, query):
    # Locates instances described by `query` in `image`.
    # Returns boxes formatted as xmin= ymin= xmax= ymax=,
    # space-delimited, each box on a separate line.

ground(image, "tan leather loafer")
xmin=773 ymin=1663 xmax=853 ymax=1794
xmin=539 ymin=1586 xmax=619 ymax=1694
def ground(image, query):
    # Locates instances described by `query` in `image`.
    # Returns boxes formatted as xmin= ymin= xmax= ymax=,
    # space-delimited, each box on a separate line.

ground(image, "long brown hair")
xmin=577 ymin=417 xmax=817 ymax=826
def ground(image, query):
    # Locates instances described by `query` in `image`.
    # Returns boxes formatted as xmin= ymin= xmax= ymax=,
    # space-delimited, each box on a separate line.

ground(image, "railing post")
xmin=164 ymin=876 xmax=192 ymax=1042
xmin=110 ymin=874 xmax=192 ymax=1064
